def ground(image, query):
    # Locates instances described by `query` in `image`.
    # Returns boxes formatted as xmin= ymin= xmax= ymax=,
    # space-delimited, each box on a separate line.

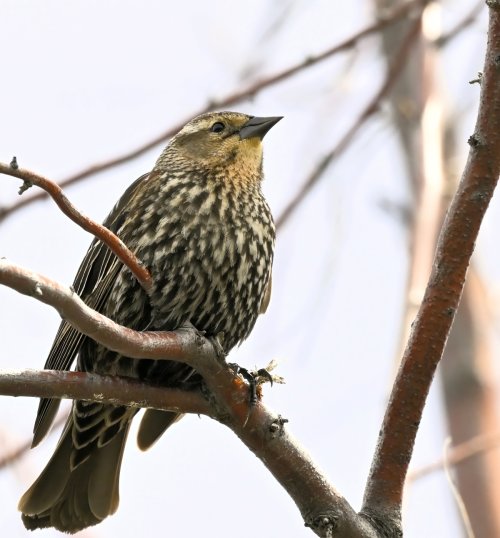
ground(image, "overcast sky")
xmin=0 ymin=2 xmax=496 ymax=537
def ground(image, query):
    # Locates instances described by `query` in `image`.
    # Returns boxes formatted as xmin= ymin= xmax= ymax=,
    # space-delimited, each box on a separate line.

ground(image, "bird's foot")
xmin=208 ymin=334 xmax=227 ymax=363
xmin=228 ymin=361 xmax=281 ymax=406
xmin=179 ymin=322 xmax=227 ymax=363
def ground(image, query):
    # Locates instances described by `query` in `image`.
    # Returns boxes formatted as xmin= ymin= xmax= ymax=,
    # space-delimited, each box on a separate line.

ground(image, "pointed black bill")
xmin=239 ymin=116 xmax=283 ymax=141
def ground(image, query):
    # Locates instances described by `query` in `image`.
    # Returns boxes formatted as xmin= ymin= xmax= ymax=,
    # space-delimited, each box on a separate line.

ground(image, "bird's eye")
xmin=210 ymin=122 xmax=225 ymax=133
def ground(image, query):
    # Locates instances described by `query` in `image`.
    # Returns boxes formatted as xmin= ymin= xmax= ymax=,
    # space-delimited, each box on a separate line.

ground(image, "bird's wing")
xmin=32 ymin=173 xmax=150 ymax=446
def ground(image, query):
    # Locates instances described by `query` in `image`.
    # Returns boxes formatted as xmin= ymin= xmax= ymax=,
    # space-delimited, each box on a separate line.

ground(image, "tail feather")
xmin=32 ymin=398 xmax=61 ymax=448
xmin=137 ymin=409 xmax=183 ymax=451
xmin=19 ymin=412 xmax=130 ymax=534
xmin=20 ymin=419 xmax=74 ymax=516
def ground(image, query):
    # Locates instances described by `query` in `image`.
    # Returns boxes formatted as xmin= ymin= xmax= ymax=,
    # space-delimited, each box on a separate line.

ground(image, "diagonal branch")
xmin=434 ymin=0 xmax=484 ymax=48
xmin=361 ymin=2 xmax=500 ymax=532
xmin=0 ymin=258 xmax=211 ymax=371
xmin=0 ymin=257 xmax=377 ymax=537
xmin=408 ymin=431 xmax=500 ymax=482
xmin=276 ymin=11 xmax=424 ymax=230
xmin=0 ymin=414 xmax=66 ymax=470
xmin=0 ymin=0 xmax=427 ymax=223
xmin=0 ymin=163 xmax=152 ymax=293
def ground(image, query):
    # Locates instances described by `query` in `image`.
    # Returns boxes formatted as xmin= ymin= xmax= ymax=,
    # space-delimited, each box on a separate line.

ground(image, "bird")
xmin=18 ymin=111 xmax=281 ymax=533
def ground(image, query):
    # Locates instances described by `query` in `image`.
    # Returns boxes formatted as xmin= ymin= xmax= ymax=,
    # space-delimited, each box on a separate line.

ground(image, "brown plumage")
xmin=19 ymin=111 xmax=280 ymax=533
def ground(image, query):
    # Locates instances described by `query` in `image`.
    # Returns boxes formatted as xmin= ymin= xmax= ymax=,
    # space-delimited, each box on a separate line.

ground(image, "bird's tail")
xmin=19 ymin=407 xmax=131 ymax=534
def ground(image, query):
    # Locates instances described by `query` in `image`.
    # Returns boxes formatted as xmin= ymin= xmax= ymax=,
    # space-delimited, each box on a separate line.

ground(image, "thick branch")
xmin=0 ymin=0 xmax=426 ymax=222
xmin=0 ymin=163 xmax=152 ymax=292
xmin=0 ymin=369 xmax=210 ymax=416
xmin=0 ymin=258 xmax=378 ymax=537
xmin=362 ymin=2 xmax=500 ymax=529
xmin=0 ymin=258 xmax=212 ymax=369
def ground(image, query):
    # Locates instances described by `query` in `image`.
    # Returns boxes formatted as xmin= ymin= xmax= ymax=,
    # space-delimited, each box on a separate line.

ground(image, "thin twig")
xmin=443 ymin=438 xmax=475 ymax=538
xmin=361 ymin=3 xmax=500 ymax=529
xmin=0 ymin=413 xmax=66 ymax=470
xmin=276 ymin=13 xmax=424 ymax=230
xmin=434 ymin=1 xmax=484 ymax=48
xmin=408 ymin=431 xmax=500 ymax=482
xmin=0 ymin=0 xmax=426 ymax=222
xmin=0 ymin=163 xmax=152 ymax=293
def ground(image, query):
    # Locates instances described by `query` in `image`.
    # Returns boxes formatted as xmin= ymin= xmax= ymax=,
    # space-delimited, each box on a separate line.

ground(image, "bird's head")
xmin=159 ymin=112 xmax=282 ymax=182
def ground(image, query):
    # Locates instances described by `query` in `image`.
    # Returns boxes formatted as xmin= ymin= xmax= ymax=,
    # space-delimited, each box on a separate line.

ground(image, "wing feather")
xmin=32 ymin=173 xmax=150 ymax=446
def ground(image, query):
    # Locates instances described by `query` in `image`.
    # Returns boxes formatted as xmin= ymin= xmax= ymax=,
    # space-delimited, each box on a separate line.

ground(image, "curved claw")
xmin=256 ymin=368 xmax=274 ymax=387
xmin=228 ymin=364 xmax=275 ymax=408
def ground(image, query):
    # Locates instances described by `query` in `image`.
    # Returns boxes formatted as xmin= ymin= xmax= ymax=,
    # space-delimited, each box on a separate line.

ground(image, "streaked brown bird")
xmin=19 ymin=111 xmax=280 ymax=533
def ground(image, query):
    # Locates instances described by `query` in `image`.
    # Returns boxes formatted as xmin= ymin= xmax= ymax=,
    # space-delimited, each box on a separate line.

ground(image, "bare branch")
xmin=0 ymin=258 xmax=212 ymax=370
xmin=408 ymin=431 xmax=500 ymax=482
xmin=0 ymin=369 xmax=211 ymax=416
xmin=0 ymin=163 xmax=152 ymax=292
xmin=0 ymin=414 xmax=66 ymax=470
xmin=362 ymin=3 xmax=500 ymax=530
xmin=276 ymin=12 xmax=424 ymax=230
xmin=0 ymin=0 xmax=427 ymax=222
xmin=434 ymin=1 xmax=484 ymax=48
xmin=0 ymin=258 xmax=380 ymax=537
xmin=443 ymin=438 xmax=475 ymax=538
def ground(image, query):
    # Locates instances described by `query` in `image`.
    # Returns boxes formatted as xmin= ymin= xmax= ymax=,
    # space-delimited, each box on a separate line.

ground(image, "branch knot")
xmin=305 ymin=513 xmax=338 ymax=538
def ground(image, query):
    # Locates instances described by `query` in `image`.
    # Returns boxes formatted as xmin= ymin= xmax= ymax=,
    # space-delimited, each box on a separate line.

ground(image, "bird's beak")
xmin=239 ymin=116 xmax=283 ymax=141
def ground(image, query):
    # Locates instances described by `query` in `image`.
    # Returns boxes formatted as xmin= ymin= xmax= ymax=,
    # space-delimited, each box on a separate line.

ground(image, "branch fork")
xmin=1 ymin=3 xmax=500 ymax=535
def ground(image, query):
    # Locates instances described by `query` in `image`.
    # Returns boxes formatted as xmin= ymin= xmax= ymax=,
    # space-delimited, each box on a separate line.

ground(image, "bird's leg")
xmin=181 ymin=320 xmax=275 ymax=412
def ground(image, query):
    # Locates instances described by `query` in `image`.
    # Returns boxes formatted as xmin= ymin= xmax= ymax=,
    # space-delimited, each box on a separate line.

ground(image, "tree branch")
xmin=408 ymin=431 xmax=500 ymax=482
xmin=361 ymin=2 xmax=500 ymax=532
xmin=276 ymin=10 xmax=424 ymax=230
xmin=0 ymin=163 xmax=152 ymax=293
xmin=0 ymin=0 xmax=427 ymax=223
xmin=0 ymin=258 xmax=379 ymax=537
xmin=0 ymin=370 xmax=211 ymax=416
xmin=0 ymin=414 xmax=66 ymax=470
xmin=0 ymin=258 xmax=213 ymax=371
xmin=434 ymin=0 xmax=484 ymax=49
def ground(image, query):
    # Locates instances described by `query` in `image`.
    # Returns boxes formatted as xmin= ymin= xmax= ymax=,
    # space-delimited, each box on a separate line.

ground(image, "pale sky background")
xmin=0 ymin=1 xmax=497 ymax=537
